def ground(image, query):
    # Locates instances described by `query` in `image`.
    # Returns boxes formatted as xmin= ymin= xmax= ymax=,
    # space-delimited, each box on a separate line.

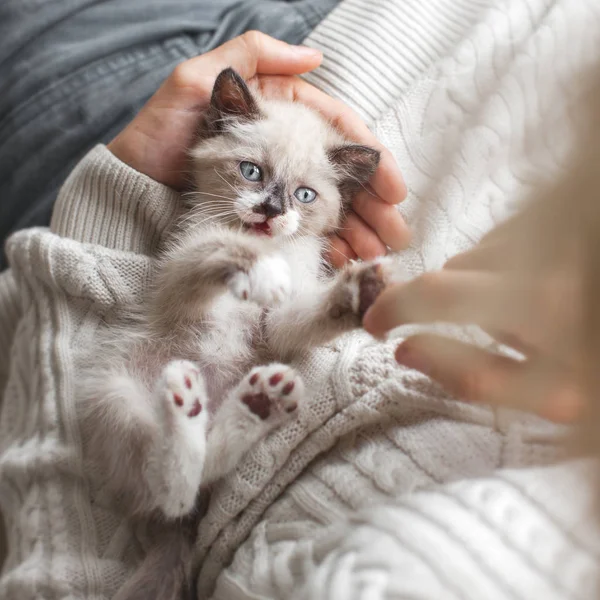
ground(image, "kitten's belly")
xmin=194 ymin=300 xmax=261 ymax=409
xmin=128 ymin=298 xmax=262 ymax=410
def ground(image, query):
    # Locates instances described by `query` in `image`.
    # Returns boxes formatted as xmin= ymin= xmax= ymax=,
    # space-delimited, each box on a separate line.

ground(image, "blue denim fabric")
xmin=0 ymin=0 xmax=340 ymax=268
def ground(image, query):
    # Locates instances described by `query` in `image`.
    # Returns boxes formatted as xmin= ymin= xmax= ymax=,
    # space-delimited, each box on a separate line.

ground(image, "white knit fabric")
xmin=0 ymin=0 xmax=600 ymax=599
xmin=200 ymin=0 xmax=600 ymax=597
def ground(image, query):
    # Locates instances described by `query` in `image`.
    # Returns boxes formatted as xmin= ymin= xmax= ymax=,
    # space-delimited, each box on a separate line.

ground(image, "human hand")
xmin=108 ymin=32 xmax=323 ymax=190
xmin=362 ymin=210 xmax=586 ymax=423
xmin=108 ymin=32 xmax=408 ymax=265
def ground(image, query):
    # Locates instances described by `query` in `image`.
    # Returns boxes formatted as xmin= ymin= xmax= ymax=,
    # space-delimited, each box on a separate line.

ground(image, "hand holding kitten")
xmin=107 ymin=32 xmax=409 ymax=266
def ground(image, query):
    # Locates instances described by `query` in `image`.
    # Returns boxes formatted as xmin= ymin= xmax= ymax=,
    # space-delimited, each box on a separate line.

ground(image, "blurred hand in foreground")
xmin=364 ymin=213 xmax=585 ymax=423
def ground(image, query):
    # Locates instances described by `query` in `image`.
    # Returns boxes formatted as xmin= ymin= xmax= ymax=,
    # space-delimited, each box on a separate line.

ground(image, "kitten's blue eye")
xmin=294 ymin=187 xmax=317 ymax=203
xmin=239 ymin=161 xmax=262 ymax=182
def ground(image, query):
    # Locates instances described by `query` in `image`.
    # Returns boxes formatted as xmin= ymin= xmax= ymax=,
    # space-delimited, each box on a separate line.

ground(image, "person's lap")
xmin=0 ymin=0 xmax=340 ymax=269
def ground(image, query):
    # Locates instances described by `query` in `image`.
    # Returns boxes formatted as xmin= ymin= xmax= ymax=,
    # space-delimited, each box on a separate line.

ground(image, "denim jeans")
xmin=0 ymin=0 xmax=340 ymax=268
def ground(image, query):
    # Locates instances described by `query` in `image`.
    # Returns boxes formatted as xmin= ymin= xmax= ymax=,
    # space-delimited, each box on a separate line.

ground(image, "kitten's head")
xmin=188 ymin=68 xmax=380 ymax=239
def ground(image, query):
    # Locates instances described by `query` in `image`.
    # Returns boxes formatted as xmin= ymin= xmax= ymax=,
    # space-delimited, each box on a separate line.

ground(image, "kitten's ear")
xmin=328 ymin=145 xmax=381 ymax=202
xmin=207 ymin=68 xmax=260 ymax=131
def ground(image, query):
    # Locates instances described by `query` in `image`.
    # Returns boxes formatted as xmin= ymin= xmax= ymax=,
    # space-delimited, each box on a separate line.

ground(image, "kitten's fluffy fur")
xmin=78 ymin=69 xmax=401 ymax=598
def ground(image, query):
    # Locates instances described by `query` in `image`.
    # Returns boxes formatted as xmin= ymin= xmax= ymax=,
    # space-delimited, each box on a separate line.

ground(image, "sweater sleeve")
xmin=0 ymin=143 xmax=180 ymax=410
xmin=50 ymin=144 xmax=181 ymax=254
xmin=0 ymin=144 xmax=186 ymax=597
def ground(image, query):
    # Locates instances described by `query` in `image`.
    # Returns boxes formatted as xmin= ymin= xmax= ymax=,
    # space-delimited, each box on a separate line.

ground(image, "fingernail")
xmin=395 ymin=343 xmax=429 ymax=375
xmin=292 ymin=45 xmax=323 ymax=58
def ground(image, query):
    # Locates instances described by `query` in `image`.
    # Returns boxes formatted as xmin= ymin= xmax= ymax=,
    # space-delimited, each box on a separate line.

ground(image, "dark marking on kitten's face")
xmin=252 ymin=179 xmax=286 ymax=219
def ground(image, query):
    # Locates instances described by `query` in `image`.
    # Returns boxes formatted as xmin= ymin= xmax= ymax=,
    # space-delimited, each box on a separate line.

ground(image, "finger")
xmin=326 ymin=235 xmax=358 ymax=268
xmin=444 ymin=245 xmax=501 ymax=271
xmin=352 ymin=192 xmax=411 ymax=251
xmin=395 ymin=335 xmax=585 ymax=422
xmin=445 ymin=206 xmax=549 ymax=272
xmin=444 ymin=239 xmax=521 ymax=272
xmin=485 ymin=328 xmax=535 ymax=355
xmin=255 ymin=75 xmax=407 ymax=205
xmin=190 ymin=32 xmax=322 ymax=81
xmin=395 ymin=334 xmax=524 ymax=404
xmin=338 ymin=212 xmax=387 ymax=261
xmin=363 ymin=270 xmax=511 ymax=337
xmin=159 ymin=34 xmax=322 ymax=111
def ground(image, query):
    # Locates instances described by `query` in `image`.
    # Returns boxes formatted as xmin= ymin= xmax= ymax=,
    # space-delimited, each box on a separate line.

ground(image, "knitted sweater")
xmin=1 ymin=0 xmax=600 ymax=598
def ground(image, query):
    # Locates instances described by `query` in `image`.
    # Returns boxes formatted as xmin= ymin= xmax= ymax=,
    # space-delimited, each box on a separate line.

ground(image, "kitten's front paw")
xmin=229 ymin=255 xmax=291 ymax=306
xmin=159 ymin=360 xmax=207 ymax=421
xmin=239 ymin=364 xmax=303 ymax=425
xmin=331 ymin=257 xmax=406 ymax=322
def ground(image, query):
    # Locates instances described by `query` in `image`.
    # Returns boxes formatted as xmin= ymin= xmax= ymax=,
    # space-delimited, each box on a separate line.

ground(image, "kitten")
xmin=78 ymin=68 xmax=401 ymax=597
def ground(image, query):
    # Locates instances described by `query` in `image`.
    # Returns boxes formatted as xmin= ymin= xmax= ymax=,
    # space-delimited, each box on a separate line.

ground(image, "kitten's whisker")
xmin=213 ymin=168 xmax=239 ymax=194
xmin=176 ymin=207 xmax=238 ymax=229
xmin=193 ymin=201 xmax=236 ymax=210
xmin=188 ymin=201 xmax=238 ymax=214
xmin=328 ymin=243 xmax=353 ymax=262
xmin=189 ymin=198 xmax=231 ymax=205
xmin=195 ymin=191 xmax=237 ymax=201
xmin=194 ymin=211 xmax=239 ymax=226
xmin=296 ymin=224 xmax=311 ymax=237
xmin=196 ymin=211 xmax=237 ymax=223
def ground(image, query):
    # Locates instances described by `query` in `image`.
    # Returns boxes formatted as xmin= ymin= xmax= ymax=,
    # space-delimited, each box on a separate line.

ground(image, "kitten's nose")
xmin=254 ymin=198 xmax=283 ymax=219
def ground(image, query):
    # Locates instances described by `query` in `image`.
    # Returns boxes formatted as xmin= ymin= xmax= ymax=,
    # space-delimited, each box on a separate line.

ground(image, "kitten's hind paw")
xmin=150 ymin=360 xmax=209 ymax=518
xmin=239 ymin=364 xmax=303 ymax=424
xmin=228 ymin=255 xmax=291 ymax=306
xmin=159 ymin=360 xmax=207 ymax=421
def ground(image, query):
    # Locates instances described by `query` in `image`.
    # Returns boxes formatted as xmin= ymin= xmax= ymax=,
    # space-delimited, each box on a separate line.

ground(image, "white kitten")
xmin=78 ymin=68 xmax=403 ymax=600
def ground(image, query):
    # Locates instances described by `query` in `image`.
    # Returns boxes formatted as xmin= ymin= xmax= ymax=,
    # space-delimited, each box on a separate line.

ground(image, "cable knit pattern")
xmin=0 ymin=0 xmax=600 ymax=598
xmin=302 ymin=0 xmax=493 ymax=125
xmin=200 ymin=0 xmax=600 ymax=597
xmin=0 ymin=149 xmax=177 ymax=598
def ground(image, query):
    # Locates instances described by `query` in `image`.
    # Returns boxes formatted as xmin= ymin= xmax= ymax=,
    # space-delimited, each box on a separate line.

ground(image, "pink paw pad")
xmin=269 ymin=373 xmax=283 ymax=386
xmin=161 ymin=360 xmax=207 ymax=420
xmin=241 ymin=365 xmax=303 ymax=421
xmin=187 ymin=399 xmax=202 ymax=418
xmin=242 ymin=393 xmax=271 ymax=420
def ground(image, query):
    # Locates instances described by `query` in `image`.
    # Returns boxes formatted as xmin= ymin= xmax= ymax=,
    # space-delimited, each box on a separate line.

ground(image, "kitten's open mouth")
xmin=247 ymin=221 xmax=272 ymax=236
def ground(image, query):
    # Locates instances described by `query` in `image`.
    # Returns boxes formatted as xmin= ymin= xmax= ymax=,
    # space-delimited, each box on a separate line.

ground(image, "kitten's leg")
xmin=146 ymin=360 xmax=209 ymax=518
xmin=201 ymin=364 xmax=303 ymax=483
xmin=80 ymin=361 xmax=209 ymax=519
xmin=265 ymin=257 xmax=406 ymax=358
xmin=151 ymin=228 xmax=291 ymax=328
